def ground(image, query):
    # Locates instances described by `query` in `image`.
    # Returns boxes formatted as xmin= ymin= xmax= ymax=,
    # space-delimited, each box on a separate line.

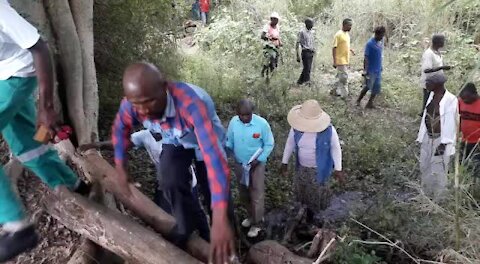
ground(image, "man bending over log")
xmin=0 ymin=2 xmax=89 ymax=261
xmin=112 ymin=62 xmax=235 ymax=263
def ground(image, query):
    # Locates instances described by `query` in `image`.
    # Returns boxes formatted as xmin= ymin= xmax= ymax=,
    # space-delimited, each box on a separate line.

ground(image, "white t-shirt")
xmin=420 ymin=48 xmax=443 ymax=89
xmin=0 ymin=2 xmax=40 ymax=80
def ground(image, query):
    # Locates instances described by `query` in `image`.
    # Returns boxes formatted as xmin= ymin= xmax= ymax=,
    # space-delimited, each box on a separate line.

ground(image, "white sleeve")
xmin=0 ymin=5 xmax=40 ymax=49
xmin=281 ymin=128 xmax=295 ymax=164
xmin=330 ymin=127 xmax=342 ymax=171
xmin=441 ymin=96 xmax=458 ymax=145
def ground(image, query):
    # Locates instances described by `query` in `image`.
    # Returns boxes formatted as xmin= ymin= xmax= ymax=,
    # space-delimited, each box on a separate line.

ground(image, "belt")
xmin=302 ymin=49 xmax=315 ymax=53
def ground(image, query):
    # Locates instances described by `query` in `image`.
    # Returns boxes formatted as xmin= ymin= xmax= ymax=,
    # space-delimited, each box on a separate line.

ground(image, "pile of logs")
xmin=6 ymin=140 xmax=337 ymax=263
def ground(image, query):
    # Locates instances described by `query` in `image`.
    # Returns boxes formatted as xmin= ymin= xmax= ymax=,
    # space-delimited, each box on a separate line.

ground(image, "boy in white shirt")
xmin=420 ymin=34 xmax=453 ymax=114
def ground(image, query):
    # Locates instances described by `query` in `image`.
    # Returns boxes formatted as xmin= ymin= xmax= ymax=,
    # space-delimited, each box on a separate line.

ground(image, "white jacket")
xmin=416 ymin=90 xmax=458 ymax=156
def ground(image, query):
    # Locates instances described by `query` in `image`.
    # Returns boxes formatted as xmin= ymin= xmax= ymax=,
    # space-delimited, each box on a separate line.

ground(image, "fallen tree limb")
xmin=283 ymin=206 xmax=306 ymax=243
xmin=45 ymin=187 xmax=202 ymax=264
xmin=55 ymin=140 xmax=209 ymax=262
xmin=246 ymin=240 xmax=312 ymax=264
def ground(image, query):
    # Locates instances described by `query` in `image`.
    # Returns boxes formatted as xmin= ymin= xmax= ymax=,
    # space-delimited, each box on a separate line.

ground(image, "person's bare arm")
xmin=424 ymin=65 xmax=452 ymax=73
xmin=296 ymin=41 xmax=302 ymax=62
xmin=332 ymin=47 xmax=337 ymax=67
xmin=29 ymin=39 xmax=57 ymax=131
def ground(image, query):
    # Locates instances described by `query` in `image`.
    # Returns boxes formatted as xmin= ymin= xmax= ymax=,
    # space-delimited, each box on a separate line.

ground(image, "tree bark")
xmin=44 ymin=187 xmax=202 ymax=264
xmin=45 ymin=0 xmax=89 ymax=145
xmin=246 ymin=240 xmax=313 ymax=264
xmin=70 ymin=0 xmax=99 ymax=142
xmin=54 ymin=140 xmax=210 ymax=263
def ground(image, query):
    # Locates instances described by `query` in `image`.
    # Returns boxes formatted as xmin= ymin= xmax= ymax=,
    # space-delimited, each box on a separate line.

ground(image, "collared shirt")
xmin=417 ymin=90 xmax=458 ymax=156
xmin=281 ymin=126 xmax=342 ymax=170
xmin=0 ymin=2 xmax=40 ymax=80
xmin=112 ymin=82 xmax=229 ymax=208
xmin=459 ymin=98 xmax=480 ymax=144
xmin=226 ymin=114 xmax=274 ymax=164
xmin=364 ymin=37 xmax=383 ymax=73
xmin=298 ymin=28 xmax=315 ymax=51
xmin=420 ymin=48 xmax=443 ymax=89
xmin=333 ymin=30 xmax=350 ymax=65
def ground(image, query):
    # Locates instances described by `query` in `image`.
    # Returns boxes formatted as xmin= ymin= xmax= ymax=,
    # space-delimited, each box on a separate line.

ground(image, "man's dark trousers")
xmin=158 ymin=144 xmax=235 ymax=247
xmin=298 ymin=50 xmax=314 ymax=85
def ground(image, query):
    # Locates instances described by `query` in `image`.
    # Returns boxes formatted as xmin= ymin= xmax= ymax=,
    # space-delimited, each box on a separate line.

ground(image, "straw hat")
xmin=287 ymin=100 xmax=331 ymax=133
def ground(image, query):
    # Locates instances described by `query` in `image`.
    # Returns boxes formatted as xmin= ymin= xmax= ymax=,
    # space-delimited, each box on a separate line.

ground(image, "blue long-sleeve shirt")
xmin=225 ymin=114 xmax=274 ymax=164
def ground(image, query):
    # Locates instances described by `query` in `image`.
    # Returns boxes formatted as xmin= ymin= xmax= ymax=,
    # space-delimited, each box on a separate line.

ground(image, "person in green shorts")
xmin=0 ymin=2 xmax=89 ymax=261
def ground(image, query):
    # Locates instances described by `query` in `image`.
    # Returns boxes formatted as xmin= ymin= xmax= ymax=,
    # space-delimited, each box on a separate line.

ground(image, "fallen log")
xmin=45 ymin=187 xmax=202 ymax=264
xmin=246 ymin=240 xmax=313 ymax=264
xmin=55 ymin=140 xmax=209 ymax=262
xmin=81 ymin=151 xmax=210 ymax=262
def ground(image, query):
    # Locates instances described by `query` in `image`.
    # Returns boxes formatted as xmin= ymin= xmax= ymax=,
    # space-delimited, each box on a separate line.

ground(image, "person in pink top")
xmin=261 ymin=12 xmax=281 ymax=48
xmin=261 ymin=12 xmax=281 ymax=77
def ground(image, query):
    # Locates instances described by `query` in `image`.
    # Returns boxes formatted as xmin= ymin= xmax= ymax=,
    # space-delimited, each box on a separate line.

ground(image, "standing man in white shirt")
xmin=0 ymin=2 xmax=89 ymax=261
xmin=420 ymin=34 xmax=453 ymax=115
xmin=417 ymin=72 xmax=458 ymax=200
xmin=281 ymin=100 xmax=345 ymax=216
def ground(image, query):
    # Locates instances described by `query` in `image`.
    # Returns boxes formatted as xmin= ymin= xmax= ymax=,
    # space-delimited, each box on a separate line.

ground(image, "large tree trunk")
xmin=45 ymin=0 xmax=89 ymax=145
xmin=45 ymin=187 xmax=202 ymax=264
xmin=70 ymin=0 xmax=99 ymax=142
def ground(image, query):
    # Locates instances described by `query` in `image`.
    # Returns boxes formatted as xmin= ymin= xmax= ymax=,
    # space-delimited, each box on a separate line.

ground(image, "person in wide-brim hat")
xmin=281 ymin=100 xmax=345 ymax=214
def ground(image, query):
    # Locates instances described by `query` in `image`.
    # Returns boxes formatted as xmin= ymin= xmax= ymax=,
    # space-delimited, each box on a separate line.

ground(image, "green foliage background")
xmin=94 ymin=0 xmax=479 ymax=262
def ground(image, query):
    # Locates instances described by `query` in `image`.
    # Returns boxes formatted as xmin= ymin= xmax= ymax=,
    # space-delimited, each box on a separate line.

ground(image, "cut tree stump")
xmin=246 ymin=240 xmax=313 ymax=264
xmin=45 ymin=187 xmax=202 ymax=264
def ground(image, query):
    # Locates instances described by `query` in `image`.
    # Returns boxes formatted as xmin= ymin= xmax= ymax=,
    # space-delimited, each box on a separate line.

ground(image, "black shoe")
xmin=74 ymin=180 xmax=92 ymax=196
xmin=0 ymin=225 xmax=39 ymax=262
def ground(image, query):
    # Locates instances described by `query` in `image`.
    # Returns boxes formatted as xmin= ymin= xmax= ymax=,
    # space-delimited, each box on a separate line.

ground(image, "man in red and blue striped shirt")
xmin=112 ymin=62 xmax=234 ymax=263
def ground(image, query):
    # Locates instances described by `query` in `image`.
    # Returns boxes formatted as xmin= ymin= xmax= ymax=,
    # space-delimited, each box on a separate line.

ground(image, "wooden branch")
xmin=246 ymin=240 xmax=312 ymax=264
xmin=54 ymin=140 xmax=210 ymax=263
xmin=283 ymin=206 xmax=306 ymax=243
xmin=313 ymin=238 xmax=335 ymax=264
xmin=307 ymin=230 xmax=323 ymax=258
xmin=45 ymin=187 xmax=202 ymax=264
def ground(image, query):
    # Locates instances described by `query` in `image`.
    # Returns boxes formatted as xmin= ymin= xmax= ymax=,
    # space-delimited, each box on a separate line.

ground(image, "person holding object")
xmin=282 ymin=100 xmax=345 ymax=216
xmin=296 ymin=18 xmax=316 ymax=86
xmin=331 ymin=18 xmax=355 ymax=99
xmin=357 ymin=26 xmax=386 ymax=109
xmin=111 ymin=63 xmax=235 ymax=263
xmin=226 ymin=99 xmax=274 ymax=238
xmin=420 ymin=34 xmax=453 ymax=115
xmin=417 ymin=72 xmax=458 ymax=201
xmin=0 ymin=2 xmax=89 ymax=261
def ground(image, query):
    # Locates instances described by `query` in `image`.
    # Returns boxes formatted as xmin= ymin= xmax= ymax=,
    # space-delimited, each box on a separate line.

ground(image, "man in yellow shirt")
xmin=331 ymin=18 xmax=355 ymax=99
